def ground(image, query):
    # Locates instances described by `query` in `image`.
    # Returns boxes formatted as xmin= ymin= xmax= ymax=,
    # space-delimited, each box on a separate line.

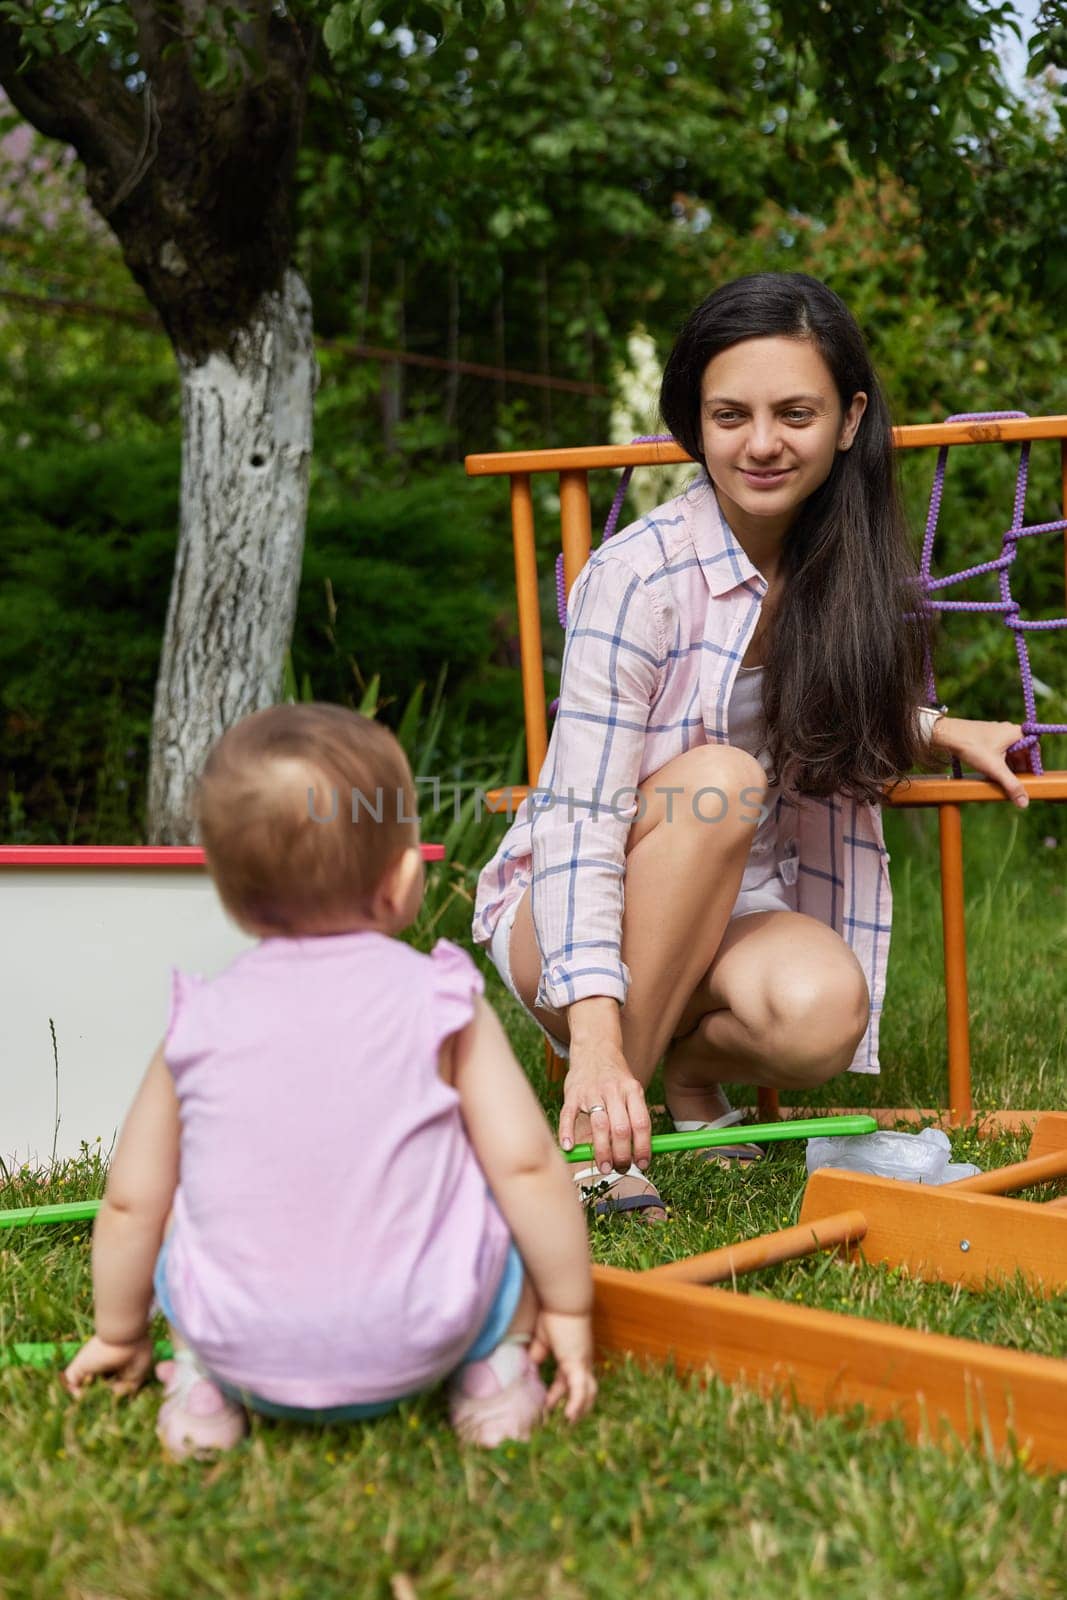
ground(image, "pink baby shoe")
xmin=156 ymin=1350 xmax=248 ymax=1460
xmin=447 ymin=1337 xmax=547 ymax=1447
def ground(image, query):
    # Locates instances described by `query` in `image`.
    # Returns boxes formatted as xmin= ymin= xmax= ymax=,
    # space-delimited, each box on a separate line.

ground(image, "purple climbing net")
xmin=550 ymin=417 xmax=1067 ymax=774
xmin=919 ymin=412 xmax=1067 ymax=776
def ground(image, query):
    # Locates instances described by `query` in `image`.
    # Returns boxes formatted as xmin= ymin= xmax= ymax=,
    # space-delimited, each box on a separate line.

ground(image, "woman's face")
xmin=699 ymin=336 xmax=867 ymax=544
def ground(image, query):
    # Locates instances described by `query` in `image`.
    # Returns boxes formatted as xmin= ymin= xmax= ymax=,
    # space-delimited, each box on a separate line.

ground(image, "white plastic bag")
xmin=805 ymin=1126 xmax=981 ymax=1185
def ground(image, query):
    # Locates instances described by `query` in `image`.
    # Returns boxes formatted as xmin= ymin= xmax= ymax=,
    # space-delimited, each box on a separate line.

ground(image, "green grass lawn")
xmin=2 ymin=806 xmax=1066 ymax=1599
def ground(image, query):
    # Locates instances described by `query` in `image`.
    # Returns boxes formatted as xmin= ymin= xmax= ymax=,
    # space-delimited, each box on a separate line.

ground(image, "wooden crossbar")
xmin=644 ymin=1210 xmax=869 ymax=1286
xmin=486 ymin=776 xmax=1067 ymax=811
xmin=799 ymin=1169 xmax=1067 ymax=1294
xmin=1026 ymin=1113 xmax=1067 ymax=1161
xmin=465 ymin=418 xmax=1067 ymax=1122
xmin=466 ymin=414 xmax=1067 ymax=475
xmin=592 ymin=1264 xmax=1067 ymax=1473
xmin=588 ymin=1115 xmax=1067 ymax=1472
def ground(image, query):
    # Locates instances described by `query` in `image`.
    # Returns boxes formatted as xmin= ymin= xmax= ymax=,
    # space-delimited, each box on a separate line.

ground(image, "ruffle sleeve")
xmin=428 ymin=939 xmax=485 ymax=1054
xmin=164 ymin=967 xmax=206 ymax=1079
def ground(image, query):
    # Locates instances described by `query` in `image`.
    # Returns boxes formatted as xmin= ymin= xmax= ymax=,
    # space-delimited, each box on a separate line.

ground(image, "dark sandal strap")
xmin=695 ymin=1142 xmax=763 ymax=1163
xmin=594 ymin=1191 xmax=666 ymax=1215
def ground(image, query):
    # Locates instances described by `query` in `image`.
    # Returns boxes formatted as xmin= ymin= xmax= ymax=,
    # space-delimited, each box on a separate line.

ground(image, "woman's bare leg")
xmin=508 ymin=745 xmax=766 ymax=1195
xmin=509 ymin=744 xmax=870 ymax=1144
xmin=661 ymin=911 xmax=870 ymax=1123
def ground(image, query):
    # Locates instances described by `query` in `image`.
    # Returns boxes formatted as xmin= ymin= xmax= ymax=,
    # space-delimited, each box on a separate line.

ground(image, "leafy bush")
xmin=0 ymin=440 xmax=176 ymax=841
xmin=0 ymin=443 xmax=528 ymax=842
xmin=293 ymin=470 xmax=519 ymax=728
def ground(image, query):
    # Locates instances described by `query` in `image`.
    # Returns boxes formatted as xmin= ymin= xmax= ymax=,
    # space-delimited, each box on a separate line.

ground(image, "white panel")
xmin=0 ymin=871 xmax=253 ymax=1167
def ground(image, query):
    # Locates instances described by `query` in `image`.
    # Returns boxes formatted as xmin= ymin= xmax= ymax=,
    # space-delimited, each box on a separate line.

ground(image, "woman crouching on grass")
xmin=473 ymin=272 xmax=1028 ymax=1221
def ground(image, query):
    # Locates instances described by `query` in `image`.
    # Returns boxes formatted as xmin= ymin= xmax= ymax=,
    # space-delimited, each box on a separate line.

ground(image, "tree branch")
xmin=0 ymin=16 xmax=142 ymax=194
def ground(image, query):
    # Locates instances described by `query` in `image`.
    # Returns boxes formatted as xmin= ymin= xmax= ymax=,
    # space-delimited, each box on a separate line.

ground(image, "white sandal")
xmin=572 ymin=1162 xmax=667 ymax=1217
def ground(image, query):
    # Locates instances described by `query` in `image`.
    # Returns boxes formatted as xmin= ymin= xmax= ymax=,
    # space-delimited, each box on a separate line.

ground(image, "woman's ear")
xmin=838 ymin=391 xmax=868 ymax=452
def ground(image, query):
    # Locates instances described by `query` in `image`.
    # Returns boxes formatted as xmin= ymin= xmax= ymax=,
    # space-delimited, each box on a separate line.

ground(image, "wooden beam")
xmin=644 ymin=1210 xmax=868 ymax=1285
xmin=947 ymin=1146 xmax=1067 ymax=1196
xmin=592 ymin=1265 xmax=1067 ymax=1472
xmin=465 ymin=417 xmax=1067 ymax=477
xmin=938 ymin=803 xmax=972 ymax=1124
xmin=887 ymin=775 xmax=1067 ymax=806
xmin=799 ymin=1170 xmax=1067 ymax=1293
xmin=558 ymin=469 xmax=592 ymax=599
xmin=818 ymin=1108 xmax=1040 ymax=1136
xmin=1026 ymin=1113 xmax=1067 ymax=1162
xmin=509 ymin=474 xmax=548 ymax=787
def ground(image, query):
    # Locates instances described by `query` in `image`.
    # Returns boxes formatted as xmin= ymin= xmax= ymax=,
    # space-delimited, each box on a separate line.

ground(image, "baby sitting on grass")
xmin=64 ymin=704 xmax=596 ymax=1457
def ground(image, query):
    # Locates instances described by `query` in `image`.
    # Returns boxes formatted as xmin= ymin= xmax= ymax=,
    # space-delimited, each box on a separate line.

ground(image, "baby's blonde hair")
xmin=196 ymin=704 xmax=418 ymax=936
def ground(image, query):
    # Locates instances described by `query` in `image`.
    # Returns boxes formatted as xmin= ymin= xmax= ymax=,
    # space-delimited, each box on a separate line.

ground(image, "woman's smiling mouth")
xmin=739 ymin=467 xmax=794 ymax=488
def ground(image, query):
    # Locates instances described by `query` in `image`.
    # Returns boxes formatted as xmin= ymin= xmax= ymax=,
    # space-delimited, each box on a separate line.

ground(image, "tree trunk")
xmin=147 ymin=270 xmax=316 ymax=842
xmin=0 ymin=4 xmax=316 ymax=843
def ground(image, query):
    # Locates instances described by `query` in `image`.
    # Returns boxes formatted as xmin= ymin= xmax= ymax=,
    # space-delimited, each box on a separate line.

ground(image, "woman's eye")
xmin=784 ymin=410 xmax=814 ymax=423
xmin=712 ymin=411 xmax=743 ymax=424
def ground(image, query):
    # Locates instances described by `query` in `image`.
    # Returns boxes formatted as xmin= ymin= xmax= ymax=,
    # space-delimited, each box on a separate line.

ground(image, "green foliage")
xmin=0 ymin=0 xmax=508 ymax=83
xmin=0 ymin=0 xmax=137 ymax=70
xmin=299 ymin=0 xmax=777 ymax=392
xmin=0 ymin=434 xmax=527 ymax=841
xmin=0 ymin=439 xmax=176 ymax=843
xmin=293 ymin=470 xmax=517 ymax=722
xmin=772 ymin=1 xmax=1067 ymax=298
xmin=0 ymin=128 xmax=178 ymax=452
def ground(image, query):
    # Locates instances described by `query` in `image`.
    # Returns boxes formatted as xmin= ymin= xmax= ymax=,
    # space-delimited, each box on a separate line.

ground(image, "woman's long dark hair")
xmin=659 ymin=272 xmax=932 ymax=803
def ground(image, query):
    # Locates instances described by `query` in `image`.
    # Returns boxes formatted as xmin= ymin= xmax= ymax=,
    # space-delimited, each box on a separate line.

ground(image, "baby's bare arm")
xmin=452 ymin=998 xmax=592 ymax=1320
xmin=65 ymin=1045 xmax=180 ymax=1398
xmin=91 ymin=1044 xmax=180 ymax=1344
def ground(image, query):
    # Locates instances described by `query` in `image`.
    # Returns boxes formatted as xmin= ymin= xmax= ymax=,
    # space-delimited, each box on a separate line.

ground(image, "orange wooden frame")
xmin=592 ymin=1113 xmax=1067 ymax=1473
xmin=465 ymin=416 xmax=1067 ymax=1129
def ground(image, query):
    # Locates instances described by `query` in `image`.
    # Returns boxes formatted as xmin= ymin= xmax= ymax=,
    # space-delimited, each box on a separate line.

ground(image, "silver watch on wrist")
xmin=916 ymin=704 xmax=949 ymax=744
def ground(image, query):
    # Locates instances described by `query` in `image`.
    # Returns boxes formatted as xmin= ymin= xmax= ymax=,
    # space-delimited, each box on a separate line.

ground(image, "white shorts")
xmin=485 ymin=866 xmax=797 ymax=1064
xmin=488 ymin=893 xmax=572 ymax=1059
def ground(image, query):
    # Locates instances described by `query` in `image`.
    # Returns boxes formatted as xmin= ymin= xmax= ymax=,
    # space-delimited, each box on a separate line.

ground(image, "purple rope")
xmin=550 ymin=436 xmax=673 ymax=713
xmin=554 ymin=435 xmax=674 ymax=631
xmin=554 ymin=552 xmax=567 ymax=630
xmin=919 ymin=411 xmax=1067 ymax=774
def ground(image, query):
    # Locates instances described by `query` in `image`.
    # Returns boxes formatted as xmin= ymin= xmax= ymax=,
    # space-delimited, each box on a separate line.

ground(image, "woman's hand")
xmin=558 ymin=1022 xmax=652 ymax=1174
xmin=63 ymin=1333 xmax=155 ymax=1399
xmin=930 ymin=717 xmax=1030 ymax=808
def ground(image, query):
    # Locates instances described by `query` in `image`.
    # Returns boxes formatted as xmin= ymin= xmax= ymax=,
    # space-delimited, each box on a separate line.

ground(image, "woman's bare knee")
xmin=628 ymin=745 xmax=767 ymax=852
xmin=755 ymin=966 xmax=871 ymax=1087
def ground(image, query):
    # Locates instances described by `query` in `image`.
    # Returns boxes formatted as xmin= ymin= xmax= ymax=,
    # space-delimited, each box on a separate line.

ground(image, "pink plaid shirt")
xmin=473 ymin=475 xmax=891 ymax=1073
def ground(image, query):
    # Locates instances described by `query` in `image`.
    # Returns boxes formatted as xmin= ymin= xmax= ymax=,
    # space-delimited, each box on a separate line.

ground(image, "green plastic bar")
xmin=563 ymin=1113 xmax=878 ymax=1163
xmin=0 ymin=1199 xmax=101 ymax=1231
xmin=0 ymin=1338 xmax=173 ymax=1371
xmin=0 ymin=1116 xmax=879 ymax=1223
